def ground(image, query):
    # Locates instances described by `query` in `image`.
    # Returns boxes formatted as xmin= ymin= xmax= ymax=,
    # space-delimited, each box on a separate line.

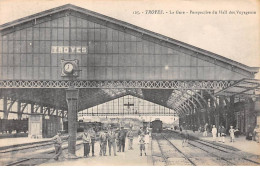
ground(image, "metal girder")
xmin=50 ymin=108 xmax=56 ymax=115
xmin=174 ymin=102 xmax=189 ymax=115
xmin=0 ymin=88 xmax=67 ymax=110
xmin=167 ymin=90 xmax=195 ymax=113
xmin=204 ymin=90 xmax=218 ymax=108
xmin=215 ymin=79 xmax=260 ymax=97
xmin=175 ymin=107 xmax=184 ymax=115
xmin=176 ymin=107 xmax=186 ymax=116
xmin=181 ymin=101 xmax=192 ymax=114
xmin=34 ymin=105 xmax=41 ymax=113
xmin=178 ymin=91 xmax=198 ymax=110
xmin=21 ymin=103 xmax=28 ymax=113
xmin=193 ymin=90 xmax=208 ymax=108
xmin=7 ymin=99 xmax=16 ymax=113
xmin=184 ymin=90 xmax=203 ymax=109
xmin=0 ymin=80 xmax=235 ymax=89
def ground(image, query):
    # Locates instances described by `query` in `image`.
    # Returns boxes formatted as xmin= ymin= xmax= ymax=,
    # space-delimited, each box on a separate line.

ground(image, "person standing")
xmin=99 ymin=128 xmax=108 ymax=156
xmin=127 ymin=126 xmax=134 ymax=150
xmin=254 ymin=125 xmax=260 ymax=143
xmin=229 ymin=126 xmax=236 ymax=142
xmin=218 ymin=126 xmax=222 ymax=142
xmin=211 ymin=125 xmax=217 ymax=142
xmin=119 ymin=127 xmax=127 ymax=152
xmin=182 ymin=130 xmax=189 ymax=147
xmin=220 ymin=125 xmax=226 ymax=143
xmin=138 ymin=132 xmax=146 ymax=156
xmin=52 ymin=131 xmax=67 ymax=161
xmin=144 ymin=127 xmax=150 ymax=146
xmin=82 ymin=129 xmax=91 ymax=158
xmin=203 ymin=123 xmax=208 ymax=136
xmin=115 ymin=128 xmax=120 ymax=152
xmin=107 ymin=126 xmax=117 ymax=156
xmin=89 ymin=127 xmax=96 ymax=156
xmin=138 ymin=127 xmax=143 ymax=136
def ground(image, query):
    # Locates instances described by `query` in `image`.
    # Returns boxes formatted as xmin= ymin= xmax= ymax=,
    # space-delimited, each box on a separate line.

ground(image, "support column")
xmin=196 ymin=109 xmax=201 ymax=127
xmin=209 ymin=98 xmax=215 ymax=126
xmin=66 ymin=87 xmax=79 ymax=157
xmin=3 ymin=96 xmax=8 ymax=119
xmin=40 ymin=106 xmax=43 ymax=114
xmin=218 ymin=96 xmax=225 ymax=128
xmin=225 ymin=96 xmax=235 ymax=130
xmin=17 ymin=101 xmax=22 ymax=120
xmin=31 ymin=103 xmax=35 ymax=114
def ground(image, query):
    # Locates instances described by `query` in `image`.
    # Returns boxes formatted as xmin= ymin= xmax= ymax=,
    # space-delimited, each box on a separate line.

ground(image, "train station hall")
xmin=0 ymin=3 xmax=259 ymax=166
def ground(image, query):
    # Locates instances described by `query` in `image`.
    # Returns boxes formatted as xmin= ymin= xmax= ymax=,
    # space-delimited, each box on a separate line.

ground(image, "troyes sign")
xmin=51 ymin=46 xmax=88 ymax=54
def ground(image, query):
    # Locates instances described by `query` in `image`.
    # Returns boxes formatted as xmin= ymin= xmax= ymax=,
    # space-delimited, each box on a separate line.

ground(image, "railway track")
xmin=1 ymin=134 xmax=83 ymax=166
xmin=152 ymin=133 xmax=196 ymax=166
xmin=0 ymin=141 xmax=54 ymax=154
xmin=6 ymin=141 xmax=83 ymax=166
xmin=153 ymin=134 xmax=169 ymax=165
xmin=164 ymin=130 xmax=260 ymax=166
xmin=188 ymin=139 xmax=259 ymax=165
xmin=162 ymin=135 xmax=196 ymax=166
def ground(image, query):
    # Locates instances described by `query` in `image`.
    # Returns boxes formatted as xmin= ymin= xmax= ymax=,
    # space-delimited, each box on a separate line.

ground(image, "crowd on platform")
xmin=196 ymin=123 xmax=260 ymax=143
xmin=51 ymin=125 xmax=151 ymax=160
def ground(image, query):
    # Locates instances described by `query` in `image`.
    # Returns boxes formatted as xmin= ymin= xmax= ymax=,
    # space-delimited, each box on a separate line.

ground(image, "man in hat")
xmin=229 ymin=126 xmax=236 ymax=142
xmin=220 ymin=125 xmax=226 ymax=143
xmin=115 ymin=127 xmax=120 ymax=152
xmin=118 ymin=126 xmax=127 ymax=152
xmin=99 ymin=127 xmax=108 ymax=156
xmin=127 ymin=126 xmax=134 ymax=150
xmin=89 ymin=127 xmax=96 ymax=156
xmin=107 ymin=125 xmax=117 ymax=156
xmin=82 ymin=128 xmax=91 ymax=157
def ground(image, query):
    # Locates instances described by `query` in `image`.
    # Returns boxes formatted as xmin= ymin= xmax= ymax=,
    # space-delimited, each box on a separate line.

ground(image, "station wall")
xmin=0 ymin=13 xmax=249 ymax=81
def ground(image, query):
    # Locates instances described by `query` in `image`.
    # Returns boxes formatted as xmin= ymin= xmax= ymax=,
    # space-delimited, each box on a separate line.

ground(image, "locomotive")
xmin=151 ymin=119 xmax=162 ymax=133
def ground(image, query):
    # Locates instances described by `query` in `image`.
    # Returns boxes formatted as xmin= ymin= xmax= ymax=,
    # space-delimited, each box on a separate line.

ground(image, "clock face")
xmin=64 ymin=63 xmax=74 ymax=73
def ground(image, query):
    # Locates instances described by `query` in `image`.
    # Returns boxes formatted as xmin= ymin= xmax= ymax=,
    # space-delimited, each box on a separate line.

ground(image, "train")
xmin=151 ymin=119 xmax=163 ymax=133
xmin=0 ymin=119 xmax=28 ymax=134
xmin=142 ymin=119 xmax=163 ymax=133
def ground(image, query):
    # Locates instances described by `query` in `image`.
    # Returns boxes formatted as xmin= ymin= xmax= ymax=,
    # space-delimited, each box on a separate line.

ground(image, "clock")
xmin=61 ymin=59 xmax=79 ymax=77
xmin=64 ymin=63 xmax=74 ymax=73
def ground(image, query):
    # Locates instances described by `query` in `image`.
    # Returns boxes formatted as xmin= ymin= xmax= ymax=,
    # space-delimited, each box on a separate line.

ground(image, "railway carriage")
xmin=0 ymin=119 xmax=28 ymax=134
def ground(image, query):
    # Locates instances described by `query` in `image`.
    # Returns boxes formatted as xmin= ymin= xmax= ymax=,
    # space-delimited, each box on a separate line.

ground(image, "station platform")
xmin=41 ymin=137 xmax=153 ymax=166
xmin=176 ymin=130 xmax=260 ymax=156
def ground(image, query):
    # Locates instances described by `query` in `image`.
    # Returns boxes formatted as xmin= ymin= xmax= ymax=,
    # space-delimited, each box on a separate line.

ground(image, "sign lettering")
xmin=51 ymin=46 xmax=88 ymax=54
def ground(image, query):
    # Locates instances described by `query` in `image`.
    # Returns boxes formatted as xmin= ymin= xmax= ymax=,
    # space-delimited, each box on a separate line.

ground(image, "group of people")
xmin=197 ymin=123 xmax=260 ymax=144
xmin=211 ymin=125 xmax=239 ymax=143
xmin=82 ymin=125 xmax=150 ymax=158
xmin=83 ymin=125 xmax=133 ymax=157
xmin=51 ymin=125 xmax=151 ymax=161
